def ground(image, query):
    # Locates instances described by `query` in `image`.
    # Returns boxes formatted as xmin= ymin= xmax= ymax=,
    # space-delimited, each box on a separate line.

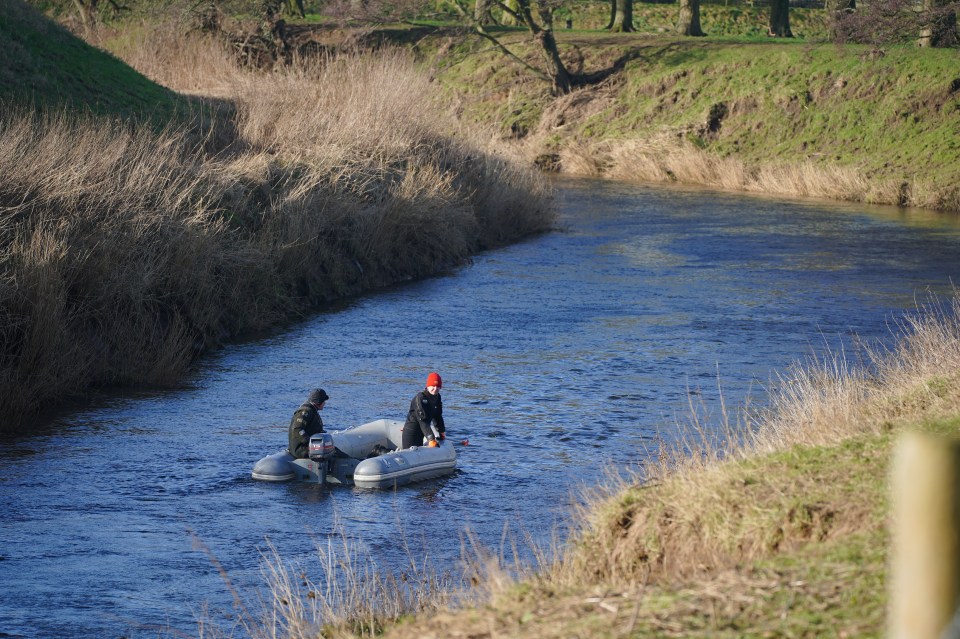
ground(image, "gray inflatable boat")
xmin=251 ymin=418 xmax=456 ymax=489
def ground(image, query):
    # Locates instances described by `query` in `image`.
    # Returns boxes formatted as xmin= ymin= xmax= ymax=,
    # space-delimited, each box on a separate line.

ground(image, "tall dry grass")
xmin=102 ymin=19 xmax=243 ymax=97
xmin=553 ymin=134 xmax=933 ymax=208
xmin=188 ymin=521 xmax=467 ymax=639
xmin=253 ymin=536 xmax=462 ymax=639
xmin=0 ymin=109 xmax=250 ymax=421
xmin=1 ymin=35 xmax=552 ymax=430
xmin=543 ymin=294 xmax=960 ymax=587
xmin=753 ymin=295 xmax=960 ymax=451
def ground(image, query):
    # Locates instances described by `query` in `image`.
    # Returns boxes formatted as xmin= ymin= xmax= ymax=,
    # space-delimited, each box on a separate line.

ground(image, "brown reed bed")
xmin=547 ymin=134 xmax=960 ymax=212
xmin=0 ymin=43 xmax=553 ymax=432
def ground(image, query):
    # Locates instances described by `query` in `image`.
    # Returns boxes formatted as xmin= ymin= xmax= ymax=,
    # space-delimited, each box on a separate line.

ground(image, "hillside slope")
xmin=0 ymin=0 xmax=188 ymax=122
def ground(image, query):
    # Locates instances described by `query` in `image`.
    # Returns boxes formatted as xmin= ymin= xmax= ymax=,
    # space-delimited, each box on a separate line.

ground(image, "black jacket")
xmin=288 ymin=402 xmax=324 ymax=459
xmin=404 ymin=390 xmax=445 ymax=444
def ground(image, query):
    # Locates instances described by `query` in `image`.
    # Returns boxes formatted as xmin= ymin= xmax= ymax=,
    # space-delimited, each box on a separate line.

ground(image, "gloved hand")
xmin=438 ymin=431 xmax=446 ymax=441
xmin=428 ymin=440 xmax=438 ymax=448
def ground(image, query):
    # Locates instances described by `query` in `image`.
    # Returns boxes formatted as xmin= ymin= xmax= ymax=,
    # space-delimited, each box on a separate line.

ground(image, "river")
xmin=2 ymin=178 xmax=959 ymax=638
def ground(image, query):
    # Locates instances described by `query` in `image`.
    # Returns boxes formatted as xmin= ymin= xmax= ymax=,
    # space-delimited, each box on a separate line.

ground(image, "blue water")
xmin=2 ymin=178 xmax=960 ymax=638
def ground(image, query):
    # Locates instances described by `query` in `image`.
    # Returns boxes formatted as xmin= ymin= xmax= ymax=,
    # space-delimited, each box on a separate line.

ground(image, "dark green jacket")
xmin=288 ymin=402 xmax=324 ymax=459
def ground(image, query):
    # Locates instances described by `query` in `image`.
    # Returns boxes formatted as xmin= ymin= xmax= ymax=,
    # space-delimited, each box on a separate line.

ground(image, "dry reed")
xmin=1 ymin=34 xmax=553 ymax=430
xmin=253 ymin=534 xmax=461 ymax=639
xmin=572 ymin=135 xmax=910 ymax=207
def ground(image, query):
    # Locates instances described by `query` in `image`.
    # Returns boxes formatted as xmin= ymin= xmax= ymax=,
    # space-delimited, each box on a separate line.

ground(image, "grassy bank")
xmin=0 ymin=2 xmax=553 ymax=431
xmin=423 ymin=30 xmax=960 ymax=211
xmin=0 ymin=0 xmax=189 ymax=123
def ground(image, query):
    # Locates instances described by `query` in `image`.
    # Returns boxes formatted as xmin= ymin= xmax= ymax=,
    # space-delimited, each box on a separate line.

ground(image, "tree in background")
xmin=768 ymin=0 xmax=793 ymax=36
xmin=453 ymin=0 xmax=575 ymax=93
xmin=608 ymin=0 xmax=634 ymax=31
xmin=259 ymin=0 xmax=307 ymax=18
xmin=677 ymin=0 xmax=705 ymax=35
xmin=285 ymin=0 xmax=305 ymax=18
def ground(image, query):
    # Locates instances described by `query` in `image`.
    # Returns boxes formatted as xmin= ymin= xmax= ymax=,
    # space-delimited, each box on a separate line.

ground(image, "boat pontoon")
xmin=251 ymin=419 xmax=456 ymax=489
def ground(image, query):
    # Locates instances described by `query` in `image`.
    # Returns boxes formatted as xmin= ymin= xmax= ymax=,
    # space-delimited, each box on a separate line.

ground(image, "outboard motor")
xmin=307 ymin=433 xmax=335 ymax=485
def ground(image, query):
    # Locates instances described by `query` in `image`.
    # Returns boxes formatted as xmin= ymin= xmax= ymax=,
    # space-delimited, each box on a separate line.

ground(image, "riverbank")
xmin=422 ymin=30 xmax=960 ymax=212
xmin=0 ymin=2 xmax=553 ymax=431
xmin=91 ymin=10 xmax=960 ymax=213
xmin=263 ymin=299 xmax=960 ymax=638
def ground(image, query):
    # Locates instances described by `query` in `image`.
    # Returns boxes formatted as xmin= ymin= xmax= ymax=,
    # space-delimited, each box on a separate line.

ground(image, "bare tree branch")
xmin=474 ymin=22 xmax=552 ymax=82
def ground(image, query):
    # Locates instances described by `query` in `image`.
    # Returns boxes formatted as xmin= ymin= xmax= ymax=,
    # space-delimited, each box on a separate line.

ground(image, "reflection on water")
xmin=2 ymin=178 xmax=960 ymax=638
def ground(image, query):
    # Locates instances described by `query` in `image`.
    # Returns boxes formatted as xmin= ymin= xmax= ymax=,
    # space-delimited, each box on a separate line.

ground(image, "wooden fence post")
xmin=891 ymin=431 xmax=960 ymax=639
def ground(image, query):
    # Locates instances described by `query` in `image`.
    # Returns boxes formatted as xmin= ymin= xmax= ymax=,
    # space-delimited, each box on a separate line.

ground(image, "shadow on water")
xmin=3 ymin=177 xmax=960 ymax=637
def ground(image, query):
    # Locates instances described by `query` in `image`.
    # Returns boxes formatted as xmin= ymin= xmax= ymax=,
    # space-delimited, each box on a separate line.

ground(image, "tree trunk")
xmin=610 ymin=0 xmax=634 ymax=32
xmin=768 ymin=0 xmax=793 ymax=37
xmin=480 ymin=0 xmax=575 ymax=94
xmin=677 ymin=0 xmax=705 ymax=36
xmin=605 ymin=0 xmax=616 ymax=29
xmin=288 ymin=0 xmax=305 ymax=18
xmin=536 ymin=28 xmax=572 ymax=93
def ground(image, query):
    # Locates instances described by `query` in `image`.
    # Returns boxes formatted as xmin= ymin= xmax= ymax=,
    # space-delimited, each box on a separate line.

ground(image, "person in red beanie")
xmin=402 ymin=372 xmax=446 ymax=449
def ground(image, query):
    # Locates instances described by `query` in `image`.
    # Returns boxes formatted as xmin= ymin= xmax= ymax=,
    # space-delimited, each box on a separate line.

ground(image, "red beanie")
xmin=426 ymin=372 xmax=442 ymax=388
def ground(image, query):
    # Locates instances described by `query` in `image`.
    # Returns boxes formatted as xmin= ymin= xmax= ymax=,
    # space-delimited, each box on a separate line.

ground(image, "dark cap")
xmin=308 ymin=388 xmax=329 ymax=405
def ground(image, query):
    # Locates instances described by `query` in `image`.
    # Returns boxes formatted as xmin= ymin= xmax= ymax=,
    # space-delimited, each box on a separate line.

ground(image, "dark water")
xmin=3 ymin=178 xmax=960 ymax=638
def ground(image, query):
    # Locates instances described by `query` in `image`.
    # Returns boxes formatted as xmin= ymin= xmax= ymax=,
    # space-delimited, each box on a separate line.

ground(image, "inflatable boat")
xmin=251 ymin=419 xmax=456 ymax=489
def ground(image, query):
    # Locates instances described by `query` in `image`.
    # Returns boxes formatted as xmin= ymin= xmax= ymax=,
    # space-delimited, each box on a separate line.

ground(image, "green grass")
xmin=0 ymin=0 xmax=190 ymax=124
xmin=601 ymin=43 xmax=957 ymax=174
xmin=424 ymin=31 xmax=960 ymax=206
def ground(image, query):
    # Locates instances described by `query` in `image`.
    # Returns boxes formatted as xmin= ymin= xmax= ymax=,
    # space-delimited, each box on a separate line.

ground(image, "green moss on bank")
xmin=424 ymin=31 xmax=960 ymax=209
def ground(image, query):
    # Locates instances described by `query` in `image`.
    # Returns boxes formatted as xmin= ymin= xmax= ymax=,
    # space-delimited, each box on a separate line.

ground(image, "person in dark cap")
xmin=288 ymin=388 xmax=329 ymax=459
xmin=402 ymin=372 xmax=446 ymax=449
